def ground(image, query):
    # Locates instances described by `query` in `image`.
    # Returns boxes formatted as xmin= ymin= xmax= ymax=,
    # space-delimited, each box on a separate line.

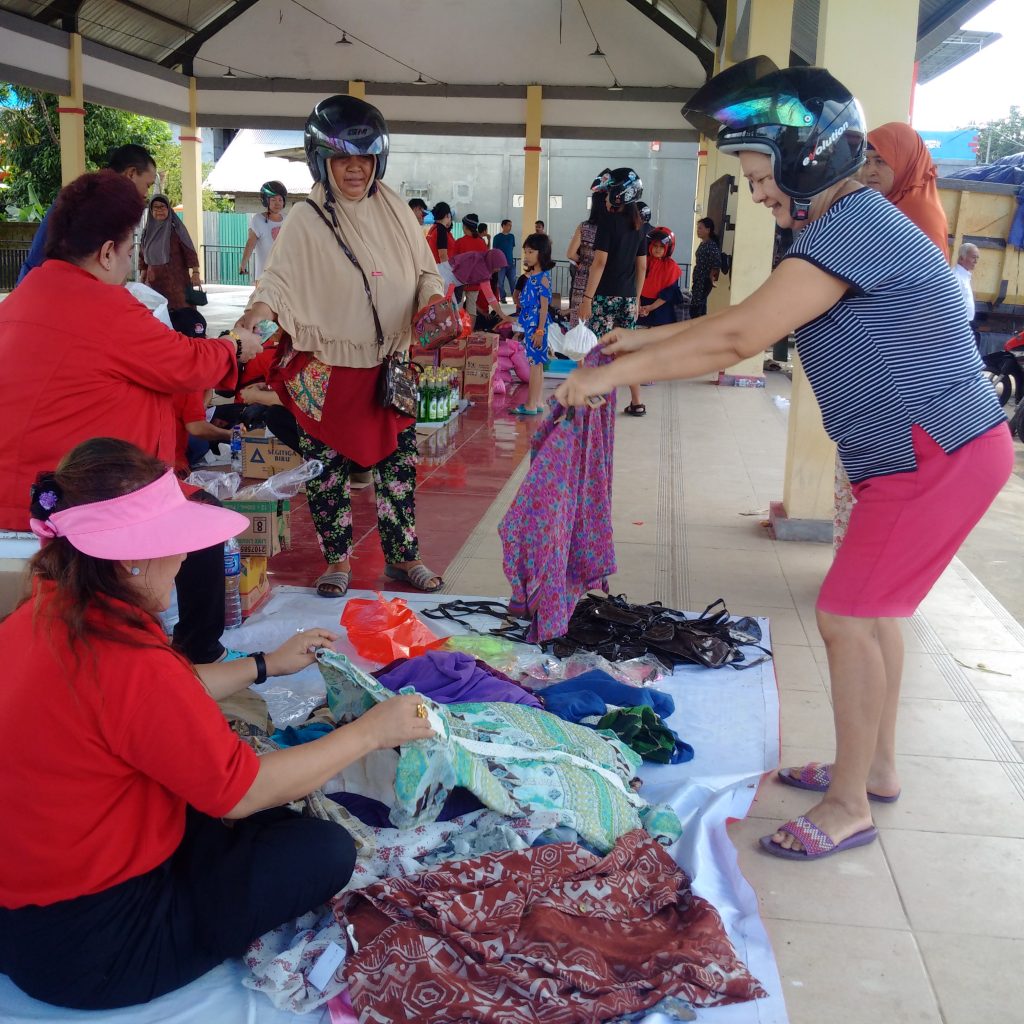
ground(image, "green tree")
xmin=975 ymin=106 xmax=1024 ymax=164
xmin=151 ymin=139 xmax=233 ymax=211
xmin=0 ymin=83 xmax=171 ymax=207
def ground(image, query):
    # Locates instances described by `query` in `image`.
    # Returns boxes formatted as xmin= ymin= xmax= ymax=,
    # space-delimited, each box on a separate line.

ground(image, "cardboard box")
xmin=242 ymin=430 xmax=304 ymax=480
xmin=239 ymin=556 xmax=270 ymax=617
xmin=223 ymin=498 xmax=292 ymax=557
xmin=409 ymin=344 xmax=439 ymax=367
xmin=465 ymin=331 xmax=498 ymax=351
xmin=464 ymin=348 xmax=497 ymax=394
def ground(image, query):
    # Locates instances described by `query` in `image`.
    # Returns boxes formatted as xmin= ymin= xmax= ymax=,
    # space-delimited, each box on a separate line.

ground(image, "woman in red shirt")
xmin=0 ymin=170 xmax=262 ymax=663
xmin=0 ymin=438 xmax=434 ymax=1010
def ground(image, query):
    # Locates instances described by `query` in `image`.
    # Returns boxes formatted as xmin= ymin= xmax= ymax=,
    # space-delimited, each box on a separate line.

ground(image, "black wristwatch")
xmin=252 ymin=651 xmax=268 ymax=685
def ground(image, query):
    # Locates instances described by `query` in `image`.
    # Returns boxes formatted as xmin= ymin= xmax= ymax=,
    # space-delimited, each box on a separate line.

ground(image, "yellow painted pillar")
xmin=776 ymin=0 xmax=918 ymax=532
xmin=522 ymin=85 xmax=543 ymax=242
xmin=714 ymin=0 xmax=794 ymax=384
xmin=179 ymin=78 xmax=204 ymax=263
xmin=348 ymin=80 xmax=366 ymax=98
xmin=57 ymin=33 xmax=86 ymax=185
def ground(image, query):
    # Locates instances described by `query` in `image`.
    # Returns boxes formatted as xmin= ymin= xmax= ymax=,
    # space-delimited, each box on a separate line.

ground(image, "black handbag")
xmin=185 ymin=285 xmax=208 ymax=306
xmin=305 ymin=199 xmax=419 ymax=417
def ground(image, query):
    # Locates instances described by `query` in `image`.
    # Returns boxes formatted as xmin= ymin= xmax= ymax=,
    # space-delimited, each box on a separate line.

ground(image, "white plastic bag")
xmin=235 ymin=459 xmax=324 ymax=500
xmin=558 ymin=322 xmax=598 ymax=360
xmin=546 ymin=320 xmax=566 ymax=353
xmin=125 ymin=281 xmax=171 ymax=327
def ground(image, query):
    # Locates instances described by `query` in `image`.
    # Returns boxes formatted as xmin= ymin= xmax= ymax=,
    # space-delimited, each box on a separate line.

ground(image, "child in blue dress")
xmin=512 ymin=232 xmax=555 ymax=415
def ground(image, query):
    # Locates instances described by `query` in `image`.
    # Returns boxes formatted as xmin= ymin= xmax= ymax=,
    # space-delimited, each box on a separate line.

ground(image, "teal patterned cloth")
xmin=318 ymin=648 xmax=681 ymax=852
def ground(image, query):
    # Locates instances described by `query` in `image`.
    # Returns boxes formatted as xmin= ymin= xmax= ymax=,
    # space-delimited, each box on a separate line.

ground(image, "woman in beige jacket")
xmin=237 ymin=97 xmax=444 ymax=597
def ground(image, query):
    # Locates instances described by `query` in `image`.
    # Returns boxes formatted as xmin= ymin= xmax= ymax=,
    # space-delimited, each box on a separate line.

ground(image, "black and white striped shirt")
xmin=783 ymin=188 xmax=1004 ymax=484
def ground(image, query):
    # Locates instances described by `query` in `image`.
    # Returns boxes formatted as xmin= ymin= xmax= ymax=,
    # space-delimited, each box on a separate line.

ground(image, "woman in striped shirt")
xmin=555 ymin=58 xmax=1012 ymax=863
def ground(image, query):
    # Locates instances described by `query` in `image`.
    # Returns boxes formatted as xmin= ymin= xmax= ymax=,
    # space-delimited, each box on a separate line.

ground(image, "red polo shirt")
xmin=0 ymin=582 xmax=259 ymax=908
xmin=0 ymin=260 xmax=237 ymax=529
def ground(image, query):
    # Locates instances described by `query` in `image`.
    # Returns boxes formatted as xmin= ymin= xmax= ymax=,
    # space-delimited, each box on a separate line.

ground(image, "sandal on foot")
xmin=315 ymin=570 xmax=351 ymax=598
xmin=623 ymin=403 xmax=647 ymax=416
xmin=759 ymin=815 xmax=878 ymax=861
xmin=385 ymin=563 xmax=444 ymax=592
xmin=512 ymin=404 xmax=542 ymax=416
xmin=778 ymin=762 xmax=901 ymax=803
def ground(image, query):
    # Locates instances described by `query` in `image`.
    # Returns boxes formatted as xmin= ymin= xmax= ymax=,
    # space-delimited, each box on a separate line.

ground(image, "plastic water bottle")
xmin=224 ymin=537 xmax=242 ymax=629
xmin=230 ymin=424 xmax=243 ymax=467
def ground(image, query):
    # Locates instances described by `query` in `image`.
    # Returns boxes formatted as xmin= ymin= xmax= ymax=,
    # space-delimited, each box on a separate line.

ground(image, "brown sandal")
xmin=624 ymin=403 xmax=647 ymax=417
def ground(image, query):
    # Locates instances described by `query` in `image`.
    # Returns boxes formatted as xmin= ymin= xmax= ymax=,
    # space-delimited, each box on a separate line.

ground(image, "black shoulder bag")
xmin=304 ymin=198 xmax=419 ymax=418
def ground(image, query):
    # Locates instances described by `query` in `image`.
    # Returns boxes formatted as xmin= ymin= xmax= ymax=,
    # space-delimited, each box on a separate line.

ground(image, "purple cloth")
xmin=498 ymin=348 xmax=617 ymax=642
xmin=450 ymin=248 xmax=508 ymax=286
xmin=374 ymin=650 xmax=542 ymax=708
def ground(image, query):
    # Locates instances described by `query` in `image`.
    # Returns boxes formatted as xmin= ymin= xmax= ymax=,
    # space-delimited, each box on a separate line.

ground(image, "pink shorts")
xmin=817 ymin=424 xmax=1013 ymax=618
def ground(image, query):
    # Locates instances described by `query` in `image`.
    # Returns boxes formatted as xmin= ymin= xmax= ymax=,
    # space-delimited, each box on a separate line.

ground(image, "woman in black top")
xmin=579 ymin=168 xmax=647 ymax=416
xmin=689 ymin=217 xmax=722 ymax=318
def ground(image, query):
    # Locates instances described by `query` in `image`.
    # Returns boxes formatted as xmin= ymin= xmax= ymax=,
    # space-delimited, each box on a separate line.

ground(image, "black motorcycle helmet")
xmin=304 ymin=95 xmax=390 ymax=193
xmin=591 ymin=167 xmax=643 ymax=209
xmin=259 ymin=180 xmax=287 ymax=208
xmin=647 ymin=226 xmax=675 ymax=259
xmin=638 ymin=202 xmax=652 ymax=225
xmin=682 ymin=56 xmax=865 ymax=222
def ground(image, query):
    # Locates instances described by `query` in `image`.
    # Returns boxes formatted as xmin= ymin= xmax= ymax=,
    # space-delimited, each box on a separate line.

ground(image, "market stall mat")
xmin=0 ymin=588 xmax=787 ymax=1024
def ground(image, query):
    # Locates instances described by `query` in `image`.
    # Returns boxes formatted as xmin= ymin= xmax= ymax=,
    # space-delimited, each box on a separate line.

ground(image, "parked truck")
xmin=938 ymin=176 xmax=1024 ymax=336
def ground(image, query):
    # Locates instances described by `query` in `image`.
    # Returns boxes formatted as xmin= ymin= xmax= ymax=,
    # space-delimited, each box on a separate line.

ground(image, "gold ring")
xmin=416 ymin=702 xmax=428 ymax=719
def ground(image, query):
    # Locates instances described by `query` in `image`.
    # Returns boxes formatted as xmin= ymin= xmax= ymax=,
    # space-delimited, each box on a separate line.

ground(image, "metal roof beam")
xmin=33 ymin=0 xmax=83 ymax=33
xmin=159 ymin=0 xmax=262 ymax=71
xmin=620 ymin=0 xmax=716 ymax=75
xmin=114 ymin=0 xmax=194 ymax=35
xmin=916 ymin=0 xmax=995 ymax=59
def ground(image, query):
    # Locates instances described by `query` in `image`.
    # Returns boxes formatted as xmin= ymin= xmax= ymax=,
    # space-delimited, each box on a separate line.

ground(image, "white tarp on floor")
xmin=0 ymin=588 xmax=787 ymax=1024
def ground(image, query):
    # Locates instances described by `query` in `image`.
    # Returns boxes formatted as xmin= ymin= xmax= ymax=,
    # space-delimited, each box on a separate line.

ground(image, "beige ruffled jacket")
xmin=253 ymin=179 xmax=442 ymax=368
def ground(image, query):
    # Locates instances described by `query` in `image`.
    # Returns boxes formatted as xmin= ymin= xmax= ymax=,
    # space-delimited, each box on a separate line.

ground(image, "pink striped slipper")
xmin=777 ymin=762 xmax=900 ymax=803
xmin=759 ymin=815 xmax=878 ymax=861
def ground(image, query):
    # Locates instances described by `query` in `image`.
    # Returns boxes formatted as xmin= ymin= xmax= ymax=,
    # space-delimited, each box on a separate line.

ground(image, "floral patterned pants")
xmin=297 ymin=425 xmax=420 ymax=566
xmin=588 ymin=295 xmax=638 ymax=336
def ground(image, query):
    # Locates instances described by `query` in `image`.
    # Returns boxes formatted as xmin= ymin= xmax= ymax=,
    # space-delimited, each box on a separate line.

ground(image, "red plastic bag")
xmin=341 ymin=593 xmax=444 ymax=663
xmin=457 ymin=308 xmax=473 ymax=340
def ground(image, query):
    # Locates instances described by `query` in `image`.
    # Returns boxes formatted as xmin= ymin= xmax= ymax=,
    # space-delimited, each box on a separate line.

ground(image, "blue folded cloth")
xmin=540 ymin=670 xmax=674 ymax=723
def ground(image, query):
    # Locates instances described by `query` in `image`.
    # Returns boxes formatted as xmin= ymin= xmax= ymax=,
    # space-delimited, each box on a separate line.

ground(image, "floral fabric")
xmin=297 ymin=424 xmax=419 ymax=565
xmin=568 ymin=221 xmax=598 ymax=327
xmin=284 ymin=355 xmax=331 ymax=421
xmin=317 ymin=648 xmax=681 ymax=853
xmin=833 ymin=455 xmax=855 ymax=551
xmin=342 ymin=829 xmax=767 ymax=1024
xmin=588 ymin=294 xmax=638 ymax=336
xmin=499 ymin=345 xmax=617 ymax=642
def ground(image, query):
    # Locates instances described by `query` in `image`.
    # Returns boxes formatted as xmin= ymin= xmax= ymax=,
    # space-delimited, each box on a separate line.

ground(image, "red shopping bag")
xmin=341 ymin=593 xmax=444 ymax=663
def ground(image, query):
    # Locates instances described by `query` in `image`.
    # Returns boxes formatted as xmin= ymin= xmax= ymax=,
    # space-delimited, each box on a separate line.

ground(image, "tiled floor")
xmin=267 ymin=366 xmax=1024 ymax=1022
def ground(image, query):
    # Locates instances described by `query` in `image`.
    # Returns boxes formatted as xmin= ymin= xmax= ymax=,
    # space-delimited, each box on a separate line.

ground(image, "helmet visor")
xmin=683 ymin=55 xmax=821 ymax=142
xmin=313 ymin=132 xmax=387 ymax=158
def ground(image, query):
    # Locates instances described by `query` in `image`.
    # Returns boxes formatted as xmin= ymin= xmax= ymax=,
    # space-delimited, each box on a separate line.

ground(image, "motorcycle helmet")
xmin=682 ymin=56 xmax=865 ymax=222
xmin=259 ymin=180 xmax=287 ymax=208
xmin=591 ymin=167 xmax=643 ymax=209
xmin=638 ymin=202 xmax=652 ymax=225
xmin=304 ymin=95 xmax=390 ymax=192
xmin=647 ymin=226 xmax=675 ymax=259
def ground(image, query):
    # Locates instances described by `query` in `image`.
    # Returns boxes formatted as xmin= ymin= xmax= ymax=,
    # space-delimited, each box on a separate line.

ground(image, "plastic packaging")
xmin=230 ymin=424 xmax=243 ymax=467
xmin=340 ymin=594 xmax=444 ymax=663
xmin=224 ymin=536 xmax=242 ymax=629
xmin=558 ymin=322 xmax=599 ymax=360
xmin=185 ymin=470 xmax=243 ymax=500
xmin=234 ymin=460 xmax=324 ymax=500
xmin=442 ymin=634 xmax=535 ymax=674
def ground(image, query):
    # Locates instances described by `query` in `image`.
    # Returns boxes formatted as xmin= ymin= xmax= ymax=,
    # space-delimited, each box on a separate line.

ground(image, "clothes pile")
xmin=229 ymin=600 xmax=768 ymax=1020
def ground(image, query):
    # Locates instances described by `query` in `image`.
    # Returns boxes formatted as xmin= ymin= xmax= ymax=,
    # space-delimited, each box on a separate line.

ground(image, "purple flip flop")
xmin=777 ymin=762 xmax=901 ymax=804
xmin=759 ymin=815 xmax=879 ymax=861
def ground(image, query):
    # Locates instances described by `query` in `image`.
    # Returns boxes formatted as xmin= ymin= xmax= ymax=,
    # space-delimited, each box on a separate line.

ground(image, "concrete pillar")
xmin=348 ymin=80 xmax=366 ymax=99
xmin=57 ymin=33 xmax=86 ymax=186
xmin=522 ymin=85 xmax=542 ymax=243
xmin=712 ymin=0 xmax=794 ymax=385
xmin=774 ymin=0 xmax=919 ymax=537
xmin=179 ymin=78 xmax=204 ymax=265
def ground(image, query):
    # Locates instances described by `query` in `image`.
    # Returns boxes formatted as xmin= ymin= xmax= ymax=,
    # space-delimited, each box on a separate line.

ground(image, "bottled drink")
xmin=417 ymin=377 xmax=427 ymax=421
xmin=224 ymin=536 xmax=243 ymax=629
xmin=450 ymin=369 xmax=460 ymax=410
xmin=440 ymin=372 xmax=450 ymax=420
xmin=428 ymin=372 xmax=439 ymax=421
xmin=230 ymin=424 xmax=243 ymax=466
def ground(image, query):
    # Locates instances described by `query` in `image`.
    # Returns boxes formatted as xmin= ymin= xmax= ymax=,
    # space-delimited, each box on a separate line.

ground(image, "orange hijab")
xmin=867 ymin=122 xmax=949 ymax=254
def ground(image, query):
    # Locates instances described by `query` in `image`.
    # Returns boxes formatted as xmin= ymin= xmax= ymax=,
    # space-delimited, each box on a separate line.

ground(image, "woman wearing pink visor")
xmin=0 ymin=438 xmax=434 ymax=1010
